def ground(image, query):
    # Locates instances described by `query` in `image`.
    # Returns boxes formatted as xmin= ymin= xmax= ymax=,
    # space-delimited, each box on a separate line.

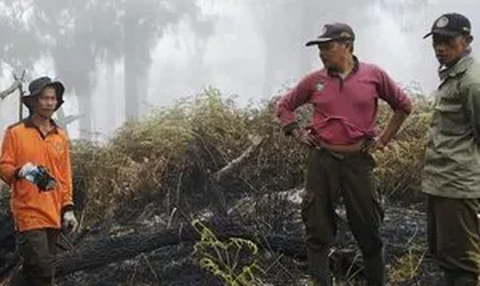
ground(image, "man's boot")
xmin=438 ymin=269 xmax=456 ymax=286
xmin=363 ymin=248 xmax=386 ymax=286
xmin=454 ymin=272 xmax=479 ymax=286
xmin=307 ymin=248 xmax=333 ymax=286
xmin=442 ymin=270 xmax=457 ymax=286
xmin=9 ymin=273 xmax=25 ymax=286
xmin=9 ymin=265 xmax=26 ymax=286
xmin=439 ymin=269 xmax=480 ymax=286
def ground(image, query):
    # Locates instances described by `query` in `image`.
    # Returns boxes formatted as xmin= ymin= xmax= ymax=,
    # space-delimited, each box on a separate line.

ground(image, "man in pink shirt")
xmin=276 ymin=23 xmax=412 ymax=285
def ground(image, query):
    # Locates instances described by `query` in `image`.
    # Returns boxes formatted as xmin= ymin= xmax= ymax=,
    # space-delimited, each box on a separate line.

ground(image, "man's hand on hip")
xmin=292 ymin=128 xmax=319 ymax=148
xmin=363 ymin=137 xmax=386 ymax=153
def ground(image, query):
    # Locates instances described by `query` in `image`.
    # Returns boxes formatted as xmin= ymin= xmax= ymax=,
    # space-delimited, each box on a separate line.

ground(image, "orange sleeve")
xmin=0 ymin=128 xmax=18 ymax=185
xmin=60 ymin=136 xmax=74 ymax=210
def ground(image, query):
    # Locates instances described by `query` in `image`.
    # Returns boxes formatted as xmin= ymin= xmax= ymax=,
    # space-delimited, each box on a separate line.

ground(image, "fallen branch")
xmin=59 ymin=114 xmax=83 ymax=126
xmin=211 ymin=135 xmax=265 ymax=215
xmin=0 ymin=71 xmax=26 ymax=101
xmin=212 ymin=134 xmax=265 ymax=182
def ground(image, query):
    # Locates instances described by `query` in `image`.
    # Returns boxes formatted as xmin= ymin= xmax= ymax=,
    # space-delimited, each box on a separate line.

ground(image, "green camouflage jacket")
xmin=422 ymin=53 xmax=480 ymax=198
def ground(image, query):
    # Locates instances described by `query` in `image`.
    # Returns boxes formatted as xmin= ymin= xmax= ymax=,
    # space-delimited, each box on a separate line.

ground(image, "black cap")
xmin=306 ymin=23 xmax=355 ymax=46
xmin=22 ymin=76 xmax=65 ymax=112
xmin=423 ymin=13 xmax=472 ymax=39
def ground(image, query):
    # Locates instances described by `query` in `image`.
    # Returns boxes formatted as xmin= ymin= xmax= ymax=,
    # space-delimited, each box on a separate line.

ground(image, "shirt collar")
xmin=438 ymin=48 xmax=474 ymax=81
xmin=23 ymin=116 xmax=59 ymax=134
xmin=326 ymin=55 xmax=360 ymax=77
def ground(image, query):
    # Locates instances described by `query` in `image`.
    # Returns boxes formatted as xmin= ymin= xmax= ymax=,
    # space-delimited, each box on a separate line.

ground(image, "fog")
xmin=0 ymin=0 xmax=478 ymax=142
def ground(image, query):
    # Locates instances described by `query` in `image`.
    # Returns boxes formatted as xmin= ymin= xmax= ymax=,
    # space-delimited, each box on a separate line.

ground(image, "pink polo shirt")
xmin=276 ymin=58 xmax=412 ymax=145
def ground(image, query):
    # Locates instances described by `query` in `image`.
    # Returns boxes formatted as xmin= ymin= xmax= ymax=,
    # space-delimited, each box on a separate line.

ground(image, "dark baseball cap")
xmin=306 ymin=23 xmax=355 ymax=46
xmin=423 ymin=13 xmax=472 ymax=39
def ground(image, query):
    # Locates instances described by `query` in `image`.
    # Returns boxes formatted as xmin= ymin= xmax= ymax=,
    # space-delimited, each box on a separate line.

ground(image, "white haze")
xmin=0 ymin=0 xmax=478 ymax=142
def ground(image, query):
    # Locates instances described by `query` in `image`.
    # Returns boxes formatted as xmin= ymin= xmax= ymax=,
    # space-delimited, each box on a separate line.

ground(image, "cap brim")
xmin=423 ymin=29 xmax=462 ymax=39
xmin=305 ymin=38 xmax=334 ymax=46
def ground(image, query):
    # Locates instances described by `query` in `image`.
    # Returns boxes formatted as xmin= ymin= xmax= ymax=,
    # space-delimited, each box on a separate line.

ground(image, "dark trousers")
xmin=427 ymin=195 xmax=480 ymax=285
xmin=11 ymin=228 xmax=59 ymax=286
xmin=301 ymin=148 xmax=385 ymax=285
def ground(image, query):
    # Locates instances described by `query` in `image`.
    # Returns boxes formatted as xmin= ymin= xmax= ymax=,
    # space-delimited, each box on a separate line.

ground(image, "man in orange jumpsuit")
xmin=0 ymin=76 xmax=78 ymax=286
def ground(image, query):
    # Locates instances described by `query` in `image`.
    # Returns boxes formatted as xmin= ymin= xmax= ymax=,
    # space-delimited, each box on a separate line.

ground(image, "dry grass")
xmin=388 ymin=246 xmax=428 ymax=284
xmin=70 ymin=88 xmax=433 ymax=227
xmin=64 ymin=87 xmax=437 ymax=283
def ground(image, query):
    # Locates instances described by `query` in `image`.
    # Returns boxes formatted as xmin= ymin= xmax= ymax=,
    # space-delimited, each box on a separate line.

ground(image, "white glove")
xmin=17 ymin=162 xmax=37 ymax=179
xmin=62 ymin=211 xmax=79 ymax=232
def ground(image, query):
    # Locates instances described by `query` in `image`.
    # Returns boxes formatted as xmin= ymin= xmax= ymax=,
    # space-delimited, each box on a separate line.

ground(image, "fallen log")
xmin=212 ymin=134 xmax=265 ymax=183
xmin=52 ymin=205 xmax=429 ymax=278
xmin=53 ymin=218 xmax=304 ymax=277
xmin=1 ymin=182 xmax=440 ymax=285
xmin=1 ymin=200 xmax=434 ymax=281
xmin=210 ymin=134 xmax=265 ymax=215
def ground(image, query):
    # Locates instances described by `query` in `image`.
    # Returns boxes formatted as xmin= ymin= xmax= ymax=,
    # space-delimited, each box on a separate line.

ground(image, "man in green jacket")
xmin=422 ymin=12 xmax=480 ymax=285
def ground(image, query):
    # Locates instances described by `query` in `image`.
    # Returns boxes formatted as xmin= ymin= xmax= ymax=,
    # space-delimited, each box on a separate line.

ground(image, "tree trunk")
xmin=262 ymin=43 xmax=277 ymax=98
xmin=106 ymin=63 xmax=117 ymax=129
xmin=56 ymin=107 xmax=68 ymax=135
xmin=77 ymin=92 xmax=93 ymax=140
xmin=123 ymin=3 xmax=140 ymax=121
xmin=136 ymin=71 xmax=149 ymax=118
xmin=299 ymin=2 xmax=316 ymax=74
xmin=123 ymin=56 xmax=139 ymax=121
xmin=189 ymin=39 xmax=209 ymax=90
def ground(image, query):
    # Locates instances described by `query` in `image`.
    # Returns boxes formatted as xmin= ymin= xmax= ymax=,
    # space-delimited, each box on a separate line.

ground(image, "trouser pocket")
xmin=301 ymin=192 xmax=336 ymax=251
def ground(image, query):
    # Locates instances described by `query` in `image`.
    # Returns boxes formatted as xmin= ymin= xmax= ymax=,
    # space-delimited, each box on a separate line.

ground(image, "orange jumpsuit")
xmin=0 ymin=118 xmax=73 ymax=232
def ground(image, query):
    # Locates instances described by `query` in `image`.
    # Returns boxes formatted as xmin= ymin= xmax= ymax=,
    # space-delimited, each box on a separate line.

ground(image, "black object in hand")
xmin=35 ymin=166 xmax=57 ymax=191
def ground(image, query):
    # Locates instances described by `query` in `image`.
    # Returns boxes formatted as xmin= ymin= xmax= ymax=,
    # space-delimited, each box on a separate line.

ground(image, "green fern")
xmin=191 ymin=219 xmax=264 ymax=286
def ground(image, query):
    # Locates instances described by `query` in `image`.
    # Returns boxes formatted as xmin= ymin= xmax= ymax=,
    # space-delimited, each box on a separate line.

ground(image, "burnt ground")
xmin=0 ymin=189 xmax=443 ymax=286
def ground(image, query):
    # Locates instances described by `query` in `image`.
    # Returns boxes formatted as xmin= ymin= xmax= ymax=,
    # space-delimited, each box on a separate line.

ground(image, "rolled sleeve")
xmin=0 ymin=128 xmax=18 ymax=185
xmin=377 ymin=68 xmax=412 ymax=114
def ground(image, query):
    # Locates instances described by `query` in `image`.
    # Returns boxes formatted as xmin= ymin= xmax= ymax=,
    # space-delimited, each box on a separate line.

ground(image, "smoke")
xmin=0 ymin=0 xmax=479 ymax=141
